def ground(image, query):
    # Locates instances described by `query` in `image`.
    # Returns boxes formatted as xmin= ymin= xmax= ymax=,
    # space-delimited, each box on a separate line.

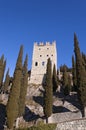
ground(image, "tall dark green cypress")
xmin=44 ymin=58 xmax=53 ymax=123
xmin=19 ymin=54 xmax=28 ymax=117
xmin=74 ymin=33 xmax=82 ymax=90
xmin=0 ymin=55 xmax=6 ymax=89
xmin=6 ymin=45 xmax=23 ymax=129
xmin=74 ymin=33 xmax=86 ymax=117
xmin=62 ymin=65 xmax=68 ymax=88
xmin=0 ymin=57 xmax=3 ymax=88
xmin=4 ymin=68 xmax=10 ymax=92
xmin=82 ymin=52 xmax=86 ymax=70
xmin=52 ymin=64 xmax=58 ymax=92
xmin=62 ymin=65 xmax=69 ymax=96
xmin=72 ymin=55 xmax=77 ymax=91
xmin=3 ymin=59 xmax=6 ymax=84
xmin=67 ymin=74 xmax=71 ymax=93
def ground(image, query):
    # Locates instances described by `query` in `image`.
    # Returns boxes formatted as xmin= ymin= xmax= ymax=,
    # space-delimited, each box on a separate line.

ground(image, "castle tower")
xmin=30 ymin=41 xmax=57 ymax=84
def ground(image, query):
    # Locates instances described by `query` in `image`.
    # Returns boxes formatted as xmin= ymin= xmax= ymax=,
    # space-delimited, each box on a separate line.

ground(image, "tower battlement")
xmin=34 ymin=41 xmax=56 ymax=46
xmin=30 ymin=41 xmax=57 ymax=84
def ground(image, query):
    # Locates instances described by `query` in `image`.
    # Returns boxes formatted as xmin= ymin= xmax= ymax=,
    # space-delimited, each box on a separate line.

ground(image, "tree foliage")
xmin=62 ymin=65 xmax=70 ymax=96
xmin=60 ymin=64 xmax=72 ymax=72
xmin=74 ymin=33 xmax=86 ymax=109
xmin=82 ymin=52 xmax=86 ymax=70
xmin=6 ymin=45 xmax=23 ymax=129
xmin=52 ymin=64 xmax=58 ymax=92
xmin=0 ymin=55 xmax=6 ymax=89
xmin=72 ymin=55 xmax=77 ymax=91
xmin=67 ymin=74 xmax=71 ymax=92
xmin=19 ymin=54 xmax=28 ymax=117
xmin=62 ymin=65 xmax=68 ymax=87
xmin=4 ymin=68 xmax=10 ymax=92
xmin=43 ymin=58 xmax=53 ymax=123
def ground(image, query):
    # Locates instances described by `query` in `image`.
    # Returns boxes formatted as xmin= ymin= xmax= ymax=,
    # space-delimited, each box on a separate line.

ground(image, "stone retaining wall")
xmin=56 ymin=118 xmax=86 ymax=130
xmin=48 ymin=111 xmax=82 ymax=123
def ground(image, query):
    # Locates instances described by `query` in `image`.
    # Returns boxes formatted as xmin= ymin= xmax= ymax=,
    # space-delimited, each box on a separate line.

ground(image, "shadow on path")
xmin=65 ymin=94 xmax=82 ymax=110
xmin=23 ymin=106 xmax=40 ymax=122
xmin=53 ymin=105 xmax=70 ymax=113
xmin=33 ymin=96 xmax=44 ymax=106
xmin=0 ymin=103 xmax=6 ymax=130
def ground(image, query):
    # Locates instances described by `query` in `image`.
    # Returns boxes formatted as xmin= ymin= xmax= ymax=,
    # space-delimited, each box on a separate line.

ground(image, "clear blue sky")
xmin=0 ymin=0 xmax=86 ymax=76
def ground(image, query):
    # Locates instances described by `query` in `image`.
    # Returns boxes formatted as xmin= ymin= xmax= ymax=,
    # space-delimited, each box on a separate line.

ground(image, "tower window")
xmin=35 ymin=62 xmax=38 ymax=66
xmin=40 ymin=55 xmax=42 ymax=57
xmin=39 ymin=48 xmax=41 ymax=50
xmin=47 ymin=48 xmax=49 ymax=50
xmin=47 ymin=55 xmax=49 ymax=57
xmin=51 ymin=54 xmax=53 ymax=56
xmin=42 ymin=61 xmax=45 ymax=66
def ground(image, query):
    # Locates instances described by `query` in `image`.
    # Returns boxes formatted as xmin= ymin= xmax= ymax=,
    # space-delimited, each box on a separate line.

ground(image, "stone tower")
xmin=30 ymin=41 xmax=57 ymax=84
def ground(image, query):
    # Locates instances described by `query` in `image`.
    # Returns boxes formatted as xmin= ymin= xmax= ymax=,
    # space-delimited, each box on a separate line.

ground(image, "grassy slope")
xmin=17 ymin=123 xmax=56 ymax=130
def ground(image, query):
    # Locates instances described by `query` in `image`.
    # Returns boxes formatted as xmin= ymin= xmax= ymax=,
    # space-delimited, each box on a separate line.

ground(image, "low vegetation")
xmin=16 ymin=123 xmax=56 ymax=130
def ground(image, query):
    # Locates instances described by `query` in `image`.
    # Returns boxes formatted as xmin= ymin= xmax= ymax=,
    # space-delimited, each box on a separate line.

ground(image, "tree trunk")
xmin=46 ymin=117 xmax=48 ymax=123
xmin=84 ymin=106 xmax=86 ymax=117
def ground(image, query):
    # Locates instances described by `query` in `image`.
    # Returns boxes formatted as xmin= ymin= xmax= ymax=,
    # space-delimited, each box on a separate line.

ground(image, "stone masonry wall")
xmin=30 ymin=41 xmax=57 ymax=84
xmin=55 ymin=118 xmax=86 ymax=130
xmin=48 ymin=111 xmax=82 ymax=123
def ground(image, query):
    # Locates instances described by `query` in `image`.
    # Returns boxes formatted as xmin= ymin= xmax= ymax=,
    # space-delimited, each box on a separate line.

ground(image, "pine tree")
xmin=6 ymin=45 xmax=23 ymax=129
xmin=52 ymin=64 xmax=58 ymax=92
xmin=74 ymin=33 xmax=86 ymax=117
xmin=19 ymin=54 xmax=28 ymax=117
xmin=4 ymin=68 xmax=10 ymax=92
xmin=72 ymin=55 xmax=77 ymax=91
xmin=44 ymin=58 xmax=53 ymax=123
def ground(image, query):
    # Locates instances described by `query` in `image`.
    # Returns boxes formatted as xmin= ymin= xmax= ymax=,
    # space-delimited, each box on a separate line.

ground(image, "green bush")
xmin=16 ymin=123 xmax=56 ymax=130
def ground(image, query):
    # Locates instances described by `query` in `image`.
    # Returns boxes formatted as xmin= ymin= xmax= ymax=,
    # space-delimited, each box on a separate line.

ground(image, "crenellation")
xmin=34 ymin=41 xmax=56 ymax=46
xmin=34 ymin=42 xmax=38 ymax=45
xmin=46 ymin=41 xmax=50 ymax=45
xmin=39 ymin=42 xmax=44 ymax=46
xmin=52 ymin=41 xmax=56 ymax=45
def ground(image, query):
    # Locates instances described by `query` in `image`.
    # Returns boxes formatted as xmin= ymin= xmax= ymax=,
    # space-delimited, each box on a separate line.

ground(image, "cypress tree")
xmin=0 ymin=58 xmax=2 ymax=88
xmin=67 ymin=74 xmax=71 ymax=93
xmin=52 ymin=64 xmax=58 ymax=92
xmin=82 ymin=52 xmax=86 ymax=70
xmin=44 ymin=58 xmax=53 ymax=123
xmin=74 ymin=33 xmax=82 ymax=98
xmin=74 ymin=33 xmax=82 ymax=90
xmin=72 ymin=55 xmax=77 ymax=91
xmin=0 ymin=55 xmax=6 ymax=89
xmin=2 ymin=59 xmax=6 ymax=84
xmin=62 ymin=65 xmax=68 ymax=87
xmin=62 ymin=65 xmax=69 ymax=96
xmin=6 ymin=45 xmax=23 ymax=129
xmin=19 ymin=54 xmax=28 ymax=117
xmin=74 ymin=33 xmax=86 ymax=117
xmin=4 ymin=68 xmax=10 ymax=92
xmin=1 ymin=54 xmax=4 ymax=62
